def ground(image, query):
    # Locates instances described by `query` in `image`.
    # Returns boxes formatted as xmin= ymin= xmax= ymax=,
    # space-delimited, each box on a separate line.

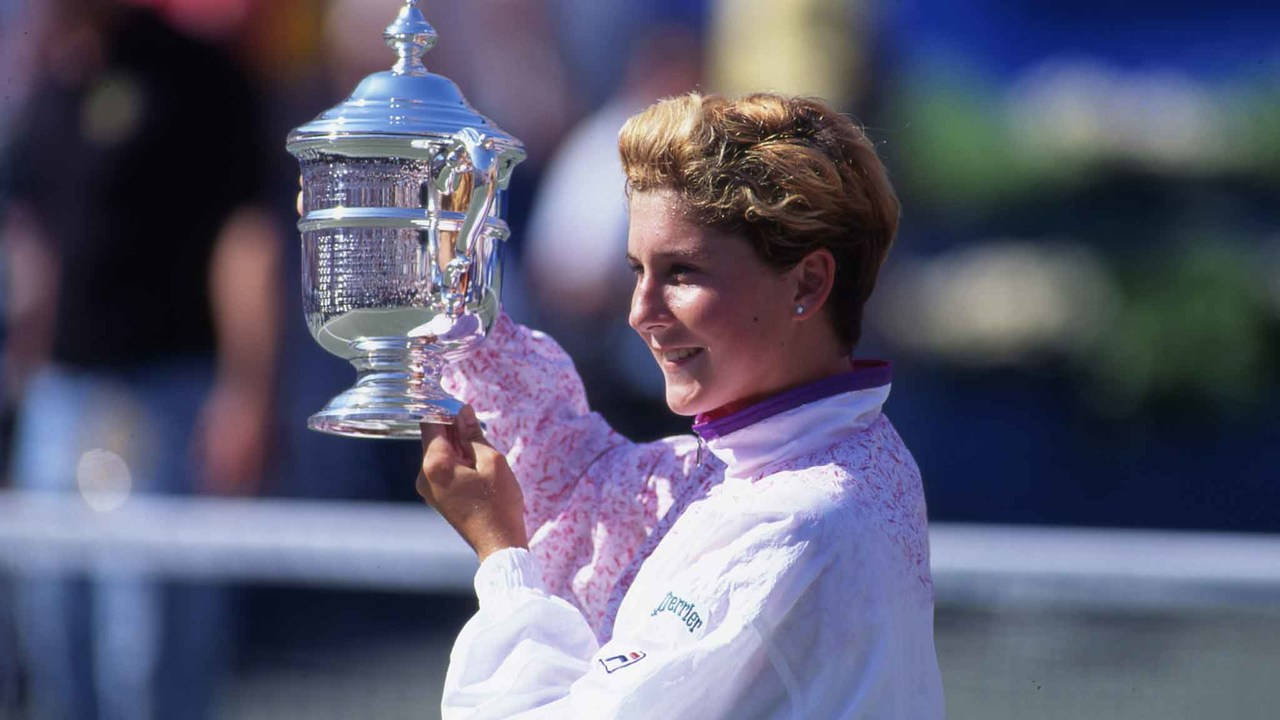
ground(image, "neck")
xmin=701 ymin=350 xmax=853 ymax=422
xmin=692 ymin=365 xmax=894 ymax=478
xmin=693 ymin=358 xmax=892 ymax=439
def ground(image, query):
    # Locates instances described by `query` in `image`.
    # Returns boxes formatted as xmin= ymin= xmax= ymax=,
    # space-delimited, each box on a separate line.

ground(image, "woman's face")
xmin=627 ymin=189 xmax=800 ymax=416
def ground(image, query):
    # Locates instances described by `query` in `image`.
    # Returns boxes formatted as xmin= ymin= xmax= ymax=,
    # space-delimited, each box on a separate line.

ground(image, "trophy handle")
xmin=434 ymin=128 xmax=524 ymax=314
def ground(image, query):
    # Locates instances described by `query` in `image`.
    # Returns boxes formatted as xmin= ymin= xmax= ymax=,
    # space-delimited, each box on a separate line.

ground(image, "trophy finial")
xmin=385 ymin=0 xmax=437 ymax=76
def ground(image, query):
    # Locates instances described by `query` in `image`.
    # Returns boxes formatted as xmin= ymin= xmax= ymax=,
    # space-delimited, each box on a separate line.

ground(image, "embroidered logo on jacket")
xmin=599 ymin=651 xmax=647 ymax=674
xmin=650 ymin=591 xmax=704 ymax=633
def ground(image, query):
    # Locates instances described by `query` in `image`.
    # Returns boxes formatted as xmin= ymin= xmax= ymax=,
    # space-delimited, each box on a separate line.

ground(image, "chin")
xmin=661 ymin=384 xmax=694 ymax=416
xmin=664 ymin=393 xmax=697 ymax=417
xmin=663 ymin=383 xmax=715 ymax=417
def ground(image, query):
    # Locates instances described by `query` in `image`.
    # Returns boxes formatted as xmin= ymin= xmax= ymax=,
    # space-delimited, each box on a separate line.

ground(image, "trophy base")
xmin=308 ymin=337 xmax=463 ymax=440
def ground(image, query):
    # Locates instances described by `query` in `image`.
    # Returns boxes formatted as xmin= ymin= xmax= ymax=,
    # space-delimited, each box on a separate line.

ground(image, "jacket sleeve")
xmin=440 ymin=315 xmax=716 ymax=633
xmin=440 ymin=510 xmax=832 ymax=720
xmin=441 ymin=314 xmax=643 ymax=526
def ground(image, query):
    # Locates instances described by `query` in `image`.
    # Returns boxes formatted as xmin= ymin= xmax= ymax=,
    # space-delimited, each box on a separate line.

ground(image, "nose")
xmin=629 ymin=272 xmax=671 ymax=336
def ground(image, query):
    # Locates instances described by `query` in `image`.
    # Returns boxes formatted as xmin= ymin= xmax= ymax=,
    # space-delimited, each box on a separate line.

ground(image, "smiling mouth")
xmin=659 ymin=347 xmax=703 ymax=365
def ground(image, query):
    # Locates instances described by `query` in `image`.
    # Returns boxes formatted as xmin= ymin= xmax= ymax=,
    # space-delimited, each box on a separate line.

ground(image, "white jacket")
xmin=440 ymin=316 xmax=944 ymax=719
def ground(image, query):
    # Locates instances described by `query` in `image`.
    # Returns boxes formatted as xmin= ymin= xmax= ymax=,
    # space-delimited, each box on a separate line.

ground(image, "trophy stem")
xmin=307 ymin=336 xmax=462 ymax=439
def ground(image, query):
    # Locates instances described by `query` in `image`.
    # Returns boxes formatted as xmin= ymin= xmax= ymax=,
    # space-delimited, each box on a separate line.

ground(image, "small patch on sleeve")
xmin=598 ymin=650 xmax=647 ymax=674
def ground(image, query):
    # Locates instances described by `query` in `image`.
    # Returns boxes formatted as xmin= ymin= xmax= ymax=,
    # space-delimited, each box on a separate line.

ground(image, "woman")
xmin=419 ymin=92 xmax=944 ymax=718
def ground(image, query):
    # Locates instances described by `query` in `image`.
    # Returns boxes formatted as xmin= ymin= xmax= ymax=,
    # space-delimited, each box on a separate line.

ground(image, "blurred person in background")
xmin=0 ymin=0 xmax=279 ymax=717
xmin=549 ymin=0 xmax=705 ymax=111
xmin=523 ymin=21 xmax=703 ymax=440
xmin=0 ymin=3 xmax=49 ymax=711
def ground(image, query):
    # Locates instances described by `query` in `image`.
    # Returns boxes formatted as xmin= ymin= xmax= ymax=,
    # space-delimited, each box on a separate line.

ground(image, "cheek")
xmin=683 ymin=289 xmax=778 ymax=351
xmin=723 ymin=301 xmax=794 ymax=372
xmin=665 ymin=286 xmax=715 ymax=326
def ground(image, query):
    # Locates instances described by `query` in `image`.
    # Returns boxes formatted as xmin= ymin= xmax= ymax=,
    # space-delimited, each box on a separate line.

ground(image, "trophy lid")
xmin=287 ymin=0 xmax=523 ymax=158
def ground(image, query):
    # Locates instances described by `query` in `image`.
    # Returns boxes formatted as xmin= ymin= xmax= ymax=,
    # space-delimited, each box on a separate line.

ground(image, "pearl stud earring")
xmin=795 ymin=304 xmax=805 ymax=316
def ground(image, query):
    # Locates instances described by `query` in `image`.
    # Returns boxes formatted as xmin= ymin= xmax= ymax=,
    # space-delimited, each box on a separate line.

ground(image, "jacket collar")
xmin=691 ymin=361 xmax=892 ymax=480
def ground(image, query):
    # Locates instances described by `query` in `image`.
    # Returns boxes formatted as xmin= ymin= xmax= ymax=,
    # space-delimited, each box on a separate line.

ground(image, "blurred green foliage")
xmin=890 ymin=62 xmax=1280 ymax=210
xmin=882 ymin=60 xmax=1280 ymax=418
xmin=891 ymin=65 xmax=1060 ymax=209
xmin=1086 ymin=242 xmax=1277 ymax=415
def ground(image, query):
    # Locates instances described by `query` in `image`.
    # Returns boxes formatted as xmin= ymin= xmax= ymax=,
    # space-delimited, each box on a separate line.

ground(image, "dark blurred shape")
xmin=1 ymin=1 xmax=279 ymax=717
xmin=522 ymin=23 xmax=703 ymax=440
xmin=550 ymin=0 xmax=707 ymax=111
xmin=9 ymin=12 xmax=257 ymax=370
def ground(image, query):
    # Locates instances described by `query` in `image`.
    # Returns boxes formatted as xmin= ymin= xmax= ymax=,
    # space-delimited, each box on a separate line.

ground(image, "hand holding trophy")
xmin=287 ymin=0 xmax=525 ymax=438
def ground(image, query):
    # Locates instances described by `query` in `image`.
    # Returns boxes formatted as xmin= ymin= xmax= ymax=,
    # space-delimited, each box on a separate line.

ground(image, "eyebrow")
xmin=625 ymin=247 xmax=712 ymax=264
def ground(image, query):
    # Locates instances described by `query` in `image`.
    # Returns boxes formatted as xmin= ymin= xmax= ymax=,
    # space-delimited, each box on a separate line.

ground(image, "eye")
xmin=669 ymin=264 xmax=698 ymax=282
xmin=627 ymin=259 xmax=643 ymax=276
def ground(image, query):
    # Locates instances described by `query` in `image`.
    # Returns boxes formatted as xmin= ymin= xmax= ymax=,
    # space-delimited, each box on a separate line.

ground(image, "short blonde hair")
xmin=618 ymin=92 xmax=899 ymax=350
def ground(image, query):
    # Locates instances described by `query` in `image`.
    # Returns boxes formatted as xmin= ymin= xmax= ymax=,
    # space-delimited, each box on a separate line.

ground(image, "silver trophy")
xmin=287 ymin=1 xmax=525 ymax=439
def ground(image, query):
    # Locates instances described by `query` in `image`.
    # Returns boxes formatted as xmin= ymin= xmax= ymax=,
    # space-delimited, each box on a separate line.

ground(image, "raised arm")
xmin=440 ymin=316 xmax=720 ymax=635
xmin=441 ymin=314 xmax=628 ymax=525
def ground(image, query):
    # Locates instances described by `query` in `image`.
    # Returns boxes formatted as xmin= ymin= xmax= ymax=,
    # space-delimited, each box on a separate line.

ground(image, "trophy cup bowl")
xmin=287 ymin=1 xmax=525 ymax=438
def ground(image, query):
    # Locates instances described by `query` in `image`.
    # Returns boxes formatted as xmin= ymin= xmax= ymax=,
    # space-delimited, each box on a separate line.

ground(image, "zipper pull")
xmin=695 ymin=434 xmax=706 ymax=467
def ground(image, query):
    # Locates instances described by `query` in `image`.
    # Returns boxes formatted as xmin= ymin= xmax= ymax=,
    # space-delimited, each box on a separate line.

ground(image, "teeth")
xmin=663 ymin=348 xmax=700 ymax=362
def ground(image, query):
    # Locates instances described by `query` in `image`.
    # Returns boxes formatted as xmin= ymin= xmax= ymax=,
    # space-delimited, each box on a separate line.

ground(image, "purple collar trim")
xmin=691 ymin=360 xmax=893 ymax=441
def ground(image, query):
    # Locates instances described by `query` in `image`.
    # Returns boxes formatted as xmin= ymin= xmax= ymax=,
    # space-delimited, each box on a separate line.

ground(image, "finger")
xmin=456 ymin=405 xmax=490 ymax=447
xmin=474 ymin=445 xmax=523 ymax=508
xmin=474 ymin=443 xmax=510 ymax=480
xmin=421 ymin=420 xmax=454 ymax=453
xmin=423 ymin=422 xmax=469 ymax=469
xmin=420 ymin=432 xmax=461 ymax=491
xmin=424 ymin=417 xmax=475 ymax=468
xmin=414 ymin=469 xmax=435 ymax=505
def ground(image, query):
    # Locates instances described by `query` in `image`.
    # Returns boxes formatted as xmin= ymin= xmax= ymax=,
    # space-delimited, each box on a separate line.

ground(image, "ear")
xmin=788 ymin=248 xmax=836 ymax=320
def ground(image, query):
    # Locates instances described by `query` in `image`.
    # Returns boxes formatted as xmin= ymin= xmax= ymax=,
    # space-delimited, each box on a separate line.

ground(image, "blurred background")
xmin=0 ymin=0 xmax=1276 ymax=718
